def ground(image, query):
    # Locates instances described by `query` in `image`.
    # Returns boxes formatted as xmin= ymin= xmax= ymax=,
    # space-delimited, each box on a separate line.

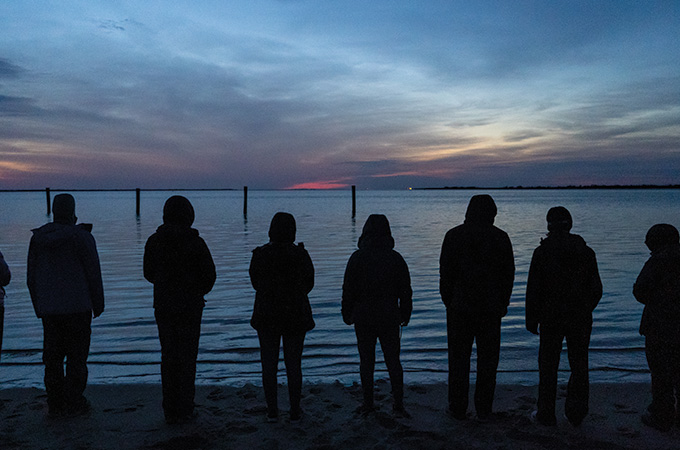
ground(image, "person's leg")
xmin=645 ymin=335 xmax=675 ymax=430
xmin=175 ymin=307 xmax=203 ymax=418
xmin=537 ymin=329 xmax=563 ymax=425
xmin=282 ymin=332 xmax=306 ymax=417
xmin=64 ymin=312 xmax=92 ymax=413
xmin=42 ymin=316 xmax=67 ymax=415
xmin=257 ymin=329 xmax=281 ymax=419
xmin=155 ymin=309 xmax=181 ymax=421
xmin=474 ymin=317 xmax=501 ymax=418
xmin=446 ymin=310 xmax=474 ymax=419
xmin=564 ymin=321 xmax=591 ymax=426
xmin=355 ymin=323 xmax=378 ymax=409
xmin=377 ymin=324 xmax=404 ymax=409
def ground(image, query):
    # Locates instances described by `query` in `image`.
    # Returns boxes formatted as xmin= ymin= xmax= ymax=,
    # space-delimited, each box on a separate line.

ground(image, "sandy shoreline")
xmin=1 ymin=381 xmax=678 ymax=449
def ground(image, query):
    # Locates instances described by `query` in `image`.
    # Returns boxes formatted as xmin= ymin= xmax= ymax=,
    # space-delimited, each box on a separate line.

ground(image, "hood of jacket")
xmin=154 ymin=223 xmax=200 ymax=241
xmin=30 ymin=222 xmax=87 ymax=249
xmin=358 ymin=214 xmax=395 ymax=250
xmin=539 ymin=231 xmax=588 ymax=253
xmin=269 ymin=212 xmax=296 ymax=244
xmin=163 ymin=195 xmax=195 ymax=227
xmin=464 ymin=195 xmax=497 ymax=226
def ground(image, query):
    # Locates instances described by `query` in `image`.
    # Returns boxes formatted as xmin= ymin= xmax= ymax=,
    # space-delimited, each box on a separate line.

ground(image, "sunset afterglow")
xmin=0 ymin=1 xmax=678 ymax=189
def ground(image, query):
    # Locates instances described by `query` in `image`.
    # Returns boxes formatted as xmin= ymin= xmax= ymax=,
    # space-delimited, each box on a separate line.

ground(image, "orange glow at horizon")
xmin=286 ymin=181 xmax=350 ymax=190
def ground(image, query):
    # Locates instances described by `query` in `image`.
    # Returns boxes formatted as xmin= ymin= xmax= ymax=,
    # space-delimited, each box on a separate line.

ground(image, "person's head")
xmin=52 ymin=194 xmax=77 ymax=225
xmin=162 ymin=196 xmax=195 ymax=227
xmin=269 ymin=212 xmax=296 ymax=244
xmin=358 ymin=214 xmax=394 ymax=249
xmin=464 ymin=194 xmax=497 ymax=225
xmin=546 ymin=206 xmax=573 ymax=233
xmin=645 ymin=223 xmax=679 ymax=253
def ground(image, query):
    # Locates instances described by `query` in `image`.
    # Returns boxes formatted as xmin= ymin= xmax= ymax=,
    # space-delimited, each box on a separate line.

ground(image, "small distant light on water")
xmin=408 ymin=187 xmax=412 ymax=190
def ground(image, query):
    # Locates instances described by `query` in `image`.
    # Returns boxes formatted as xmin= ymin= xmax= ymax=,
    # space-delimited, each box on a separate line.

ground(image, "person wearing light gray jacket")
xmin=27 ymin=193 xmax=104 ymax=417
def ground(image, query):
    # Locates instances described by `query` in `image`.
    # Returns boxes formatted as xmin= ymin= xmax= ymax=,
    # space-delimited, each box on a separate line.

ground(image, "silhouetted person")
xmin=440 ymin=194 xmax=514 ymax=421
xmin=0 ymin=250 xmax=10 ymax=362
xmin=633 ymin=224 xmax=680 ymax=432
xmin=526 ymin=206 xmax=602 ymax=427
xmin=250 ymin=212 xmax=314 ymax=423
xmin=27 ymin=193 xmax=105 ymax=417
xmin=144 ymin=196 xmax=216 ymax=424
xmin=342 ymin=214 xmax=412 ymax=417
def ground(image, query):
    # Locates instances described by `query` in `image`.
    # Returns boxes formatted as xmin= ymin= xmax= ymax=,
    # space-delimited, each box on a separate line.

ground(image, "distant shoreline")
xmin=1 ymin=184 xmax=679 ymax=192
xmin=416 ymin=184 xmax=680 ymax=190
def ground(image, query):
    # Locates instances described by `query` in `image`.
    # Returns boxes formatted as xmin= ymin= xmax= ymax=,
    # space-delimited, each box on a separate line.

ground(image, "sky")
xmin=1 ymin=1 xmax=679 ymax=190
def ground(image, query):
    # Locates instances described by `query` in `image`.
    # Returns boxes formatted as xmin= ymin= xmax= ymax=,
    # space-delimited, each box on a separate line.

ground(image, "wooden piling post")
xmin=46 ymin=187 xmax=51 ymax=215
xmin=136 ymin=188 xmax=141 ymax=216
xmin=351 ymin=185 xmax=356 ymax=218
xmin=243 ymin=186 xmax=248 ymax=216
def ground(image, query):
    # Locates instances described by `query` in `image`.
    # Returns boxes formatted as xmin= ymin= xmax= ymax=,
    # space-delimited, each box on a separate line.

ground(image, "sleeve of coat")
xmin=26 ymin=237 xmax=40 ymax=316
xmin=500 ymin=232 xmax=516 ymax=308
xmin=439 ymin=232 xmax=455 ymax=308
xmin=143 ymin=235 xmax=158 ymax=285
xmin=80 ymin=232 xmax=105 ymax=317
xmin=196 ymin=237 xmax=216 ymax=297
xmin=633 ymin=258 xmax=657 ymax=305
xmin=525 ymin=248 xmax=541 ymax=333
xmin=0 ymin=251 xmax=10 ymax=287
xmin=341 ymin=253 xmax=358 ymax=325
xmin=299 ymin=247 xmax=314 ymax=295
xmin=586 ymin=247 xmax=603 ymax=312
xmin=397 ymin=253 xmax=413 ymax=325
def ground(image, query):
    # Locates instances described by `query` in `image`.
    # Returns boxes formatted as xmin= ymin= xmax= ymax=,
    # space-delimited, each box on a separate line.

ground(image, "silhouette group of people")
xmin=1 ymin=192 xmax=678 ymax=432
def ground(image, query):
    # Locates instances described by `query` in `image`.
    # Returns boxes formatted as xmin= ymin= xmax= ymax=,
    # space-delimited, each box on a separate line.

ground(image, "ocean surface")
xmin=1 ymin=189 xmax=679 ymax=389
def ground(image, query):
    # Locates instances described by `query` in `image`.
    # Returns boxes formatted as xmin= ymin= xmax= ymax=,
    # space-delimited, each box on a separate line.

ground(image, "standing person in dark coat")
xmin=439 ymin=194 xmax=515 ymax=421
xmin=633 ymin=224 xmax=680 ymax=432
xmin=525 ymin=206 xmax=602 ymax=427
xmin=144 ymin=195 xmax=216 ymax=424
xmin=27 ymin=193 xmax=105 ymax=417
xmin=249 ymin=212 xmax=315 ymax=423
xmin=342 ymin=214 xmax=412 ymax=417
xmin=0 ymin=250 xmax=10 ymax=362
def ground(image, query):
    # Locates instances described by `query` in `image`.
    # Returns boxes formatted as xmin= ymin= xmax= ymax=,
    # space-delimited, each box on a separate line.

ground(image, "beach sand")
xmin=1 ymin=381 xmax=678 ymax=449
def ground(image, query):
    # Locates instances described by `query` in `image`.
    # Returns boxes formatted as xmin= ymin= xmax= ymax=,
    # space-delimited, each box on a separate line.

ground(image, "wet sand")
xmin=1 ymin=382 xmax=678 ymax=449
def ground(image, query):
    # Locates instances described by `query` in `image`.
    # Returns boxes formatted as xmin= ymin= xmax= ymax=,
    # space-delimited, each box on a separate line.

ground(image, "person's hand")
xmin=93 ymin=306 xmax=104 ymax=319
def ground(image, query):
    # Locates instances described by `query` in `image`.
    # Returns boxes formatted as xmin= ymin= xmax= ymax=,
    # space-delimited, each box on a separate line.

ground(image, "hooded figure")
xmin=439 ymin=194 xmax=515 ymax=421
xmin=144 ymin=195 xmax=216 ymax=424
xmin=633 ymin=223 xmax=680 ymax=431
xmin=525 ymin=206 xmax=602 ymax=427
xmin=27 ymin=193 xmax=105 ymax=417
xmin=342 ymin=214 xmax=412 ymax=417
xmin=249 ymin=212 xmax=314 ymax=423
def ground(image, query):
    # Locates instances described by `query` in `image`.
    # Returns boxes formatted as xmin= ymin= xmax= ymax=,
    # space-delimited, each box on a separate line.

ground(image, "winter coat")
xmin=249 ymin=242 xmax=315 ymax=334
xmin=342 ymin=215 xmax=412 ymax=328
xmin=144 ymin=224 xmax=216 ymax=313
xmin=439 ymin=220 xmax=515 ymax=318
xmin=633 ymin=243 xmax=680 ymax=342
xmin=27 ymin=223 xmax=104 ymax=318
xmin=525 ymin=232 xmax=602 ymax=330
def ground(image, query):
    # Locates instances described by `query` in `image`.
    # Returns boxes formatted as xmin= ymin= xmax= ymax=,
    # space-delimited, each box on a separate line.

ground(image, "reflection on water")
xmin=1 ymin=189 xmax=679 ymax=388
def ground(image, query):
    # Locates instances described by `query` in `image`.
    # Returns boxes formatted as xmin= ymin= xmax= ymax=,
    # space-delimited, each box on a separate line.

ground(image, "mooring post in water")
xmin=136 ymin=188 xmax=141 ymax=216
xmin=352 ymin=185 xmax=356 ymax=218
xmin=46 ymin=187 xmax=51 ymax=215
xmin=243 ymin=186 xmax=248 ymax=216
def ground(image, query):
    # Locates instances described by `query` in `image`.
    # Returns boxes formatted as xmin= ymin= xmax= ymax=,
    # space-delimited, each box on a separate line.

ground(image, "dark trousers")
xmin=446 ymin=311 xmax=501 ymax=417
xmin=645 ymin=335 xmax=680 ymax=427
xmin=42 ymin=312 xmax=92 ymax=413
xmin=155 ymin=307 xmax=203 ymax=419
xmin=354 ymin=322 xmax=403 ymax=407
xmin=257 ymin=329 xmax=306 ymax=415
xmin=537 ymin=321 xmax=592 ymax=425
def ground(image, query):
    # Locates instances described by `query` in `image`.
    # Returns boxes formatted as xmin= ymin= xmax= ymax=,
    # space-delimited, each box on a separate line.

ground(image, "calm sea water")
xmin=1 ymin=189 xmax=679 ymax=388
